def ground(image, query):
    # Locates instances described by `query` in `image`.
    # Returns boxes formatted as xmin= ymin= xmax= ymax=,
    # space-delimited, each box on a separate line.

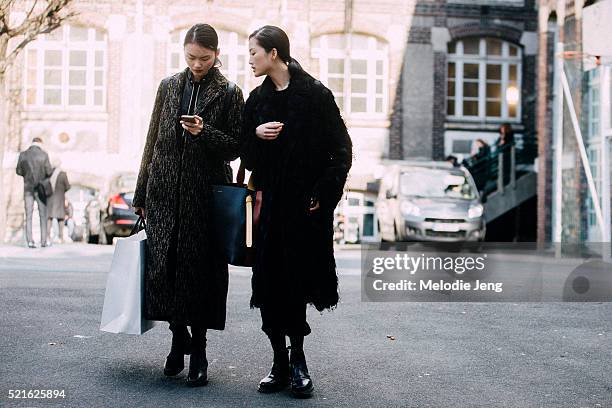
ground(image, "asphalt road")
xmin=0 ymin=243 xmax=610 ymax=408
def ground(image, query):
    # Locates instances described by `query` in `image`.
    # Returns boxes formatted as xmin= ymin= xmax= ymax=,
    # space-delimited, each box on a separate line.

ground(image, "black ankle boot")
xmin=289 ymin=348 xmax=314 ymax=398
xmin=186 ymin=327 xmax=208 ymax=387
xmin=258 ymin=352 xmax=290 ymax=393
xmin=258 ymin=334 xmax=290 ymax=393
xmin=164 ymin=324 xmax=191 ymax=377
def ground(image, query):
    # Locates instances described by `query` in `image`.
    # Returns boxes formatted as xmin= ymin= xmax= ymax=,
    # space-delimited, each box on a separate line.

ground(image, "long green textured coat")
xmin=133 ymin=68 xmax=244 ymax=328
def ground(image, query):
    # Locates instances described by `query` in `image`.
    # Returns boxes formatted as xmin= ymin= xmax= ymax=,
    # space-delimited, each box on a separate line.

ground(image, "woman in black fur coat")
xmin=241 ymin=25 xmax=352 ymax=398
xmin=133 ymin=24 xmax=244 ymax=387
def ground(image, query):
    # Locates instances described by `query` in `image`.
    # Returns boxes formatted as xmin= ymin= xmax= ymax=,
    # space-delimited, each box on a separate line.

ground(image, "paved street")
xmin=0 ymin=243 xmax=610 ymax=408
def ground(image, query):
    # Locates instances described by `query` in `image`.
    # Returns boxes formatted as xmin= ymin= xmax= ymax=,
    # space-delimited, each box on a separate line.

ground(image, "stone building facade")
xmin=3 ymin=0 xmax=541 ymax=242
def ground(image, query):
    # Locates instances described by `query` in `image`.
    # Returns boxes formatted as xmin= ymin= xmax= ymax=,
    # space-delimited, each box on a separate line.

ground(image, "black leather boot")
xmin=258 ymin=333 xmax=290 ymax=393
xmin=164 ymin=323 xmax=191 ymax=377
xmin=289 ymin=337 xmax=313 ymax=398
xmin=186 ymin=326 xmax=208 ymax=387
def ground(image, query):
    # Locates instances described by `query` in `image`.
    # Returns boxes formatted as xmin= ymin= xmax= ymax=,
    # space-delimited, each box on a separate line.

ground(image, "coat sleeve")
xmin=16 ymin=153 xmax=24 ymax=176
xmin=44 ymin=154 xmax=53 ymax=177
xmin=239 ymin=91 xmax=263 ymax=172
xmin=189 ymin=86 xmax=245 ymax=162
xmin=133 ymin=79 xmax=166 ymax=208
xmin=312 ymin=88 xmax=353 ymax=210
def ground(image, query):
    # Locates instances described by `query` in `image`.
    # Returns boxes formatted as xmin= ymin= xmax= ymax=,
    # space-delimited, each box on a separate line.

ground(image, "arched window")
xmin=447 ymin=37 xmax=521 ymax=121
xmin=168 ymin=28 xmax=251 ymax=93
xmin=24 ymin=24 xmax=107 ymax=109
xmin=311 ymin=33 xmax=388 ymax=116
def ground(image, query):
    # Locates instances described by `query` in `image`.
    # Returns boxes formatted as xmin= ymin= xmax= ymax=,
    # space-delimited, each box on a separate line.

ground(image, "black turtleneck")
xmin=176 ymin=68 xmax=215 ymax=149
xmin=180 ymin=68 xmax=214 ymax=117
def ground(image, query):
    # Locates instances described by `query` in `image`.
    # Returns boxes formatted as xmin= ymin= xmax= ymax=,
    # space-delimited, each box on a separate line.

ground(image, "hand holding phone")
xmin=180 ymin=114 xmax=204 ymax=136
xmin=180 ymin=115 xmax=197 ymax=124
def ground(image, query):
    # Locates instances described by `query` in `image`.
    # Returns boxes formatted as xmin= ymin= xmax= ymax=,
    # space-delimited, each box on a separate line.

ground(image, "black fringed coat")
xmin=241 ymin=64 xmax=353 ymax=311
xmin=133 ymin=68 xmax=244 ymax=328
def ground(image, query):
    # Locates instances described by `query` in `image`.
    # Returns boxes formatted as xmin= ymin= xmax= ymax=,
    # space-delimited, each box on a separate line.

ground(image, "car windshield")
xmin=399 ymin=170 xmax=476 ymax=200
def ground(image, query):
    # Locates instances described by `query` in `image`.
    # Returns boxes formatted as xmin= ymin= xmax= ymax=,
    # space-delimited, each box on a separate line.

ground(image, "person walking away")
xmin=16 ymin=137 xmax=53 ymax=248
xmin=47 ymin=158 xmax=71 ymax=243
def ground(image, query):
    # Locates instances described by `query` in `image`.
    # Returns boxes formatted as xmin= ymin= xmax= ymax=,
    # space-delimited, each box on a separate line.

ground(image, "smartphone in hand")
xmin=180 ymin=115 xmax=197 ymax=124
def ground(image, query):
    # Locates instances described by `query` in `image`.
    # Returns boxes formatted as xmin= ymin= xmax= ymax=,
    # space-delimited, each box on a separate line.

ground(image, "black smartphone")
xmin=180 ymin=115 xmax=197 ymax=124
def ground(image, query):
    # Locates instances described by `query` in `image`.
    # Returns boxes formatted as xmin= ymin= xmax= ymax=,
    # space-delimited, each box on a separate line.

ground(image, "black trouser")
xmin=260 ymin=303 xmax=311 ymax=337
xmin=24 ymin=191 xmax=47 ymax=244
xmin=169 ymin=323 xmax=206 ymax=342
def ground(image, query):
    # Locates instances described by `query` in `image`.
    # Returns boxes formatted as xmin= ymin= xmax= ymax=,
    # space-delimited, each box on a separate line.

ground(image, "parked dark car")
xmin=85 ymin=173 xmax=138 ymax=244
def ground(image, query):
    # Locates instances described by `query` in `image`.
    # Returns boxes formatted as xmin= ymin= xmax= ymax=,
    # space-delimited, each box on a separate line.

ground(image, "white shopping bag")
xmin=100 ymin=228 xmax=157 ymax=334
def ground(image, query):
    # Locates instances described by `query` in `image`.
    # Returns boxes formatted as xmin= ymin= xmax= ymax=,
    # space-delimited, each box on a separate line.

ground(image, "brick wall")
xmin=536 ymin=28 xmax=555 ymax=243
xmin=396 ymin=0 xmax=538 ymax=159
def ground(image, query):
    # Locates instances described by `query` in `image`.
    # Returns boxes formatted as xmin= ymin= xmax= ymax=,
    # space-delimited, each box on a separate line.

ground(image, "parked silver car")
xmin=375 ymin=161 xmax=486 ymax=242
xmin=65 ymin=185 xmax=98 ymax=242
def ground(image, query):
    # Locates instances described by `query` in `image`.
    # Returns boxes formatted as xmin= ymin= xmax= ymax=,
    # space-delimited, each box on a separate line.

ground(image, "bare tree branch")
xmin=0 ymin=0 xmax=17 ymax=35
xmin=24 ymin=0 xmax=42 ymax=24
xmin=0 ymin=0 xmax=17 ymax=17
xmin=0 ymin=0 xmax=76 ymax=76
xmin=8 ymin=0 xmax=74 ymax=38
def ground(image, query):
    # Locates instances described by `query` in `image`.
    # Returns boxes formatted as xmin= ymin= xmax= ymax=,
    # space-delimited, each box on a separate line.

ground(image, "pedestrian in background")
xmin=471 ymin=139 xmax=491 ymax=162
xmin=463 ymin=139 xmax=492 ymax=192
xmin=241 ymin=25 xmax=352 ymax=398
xmin=495 ymin=123 xmax=515 ymax=185
xmin=133 ymin=23 xmax=244 ymax=387
xmin=47 ymin=158 xmax=71 ymax=244
xmin=445 ymin=155 xmax=460 ymax=167
xmin=16 ymin=137 xmax=53 ymax=248
xmin=495 ymin=123 xmax=515 ymax=149
xmin=64 ymin=198 xmax=75 ymax=242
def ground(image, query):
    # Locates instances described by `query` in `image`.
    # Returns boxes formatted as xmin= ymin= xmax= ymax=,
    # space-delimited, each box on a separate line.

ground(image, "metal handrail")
xmin=464 ymin=133 xmax=537 ymax=198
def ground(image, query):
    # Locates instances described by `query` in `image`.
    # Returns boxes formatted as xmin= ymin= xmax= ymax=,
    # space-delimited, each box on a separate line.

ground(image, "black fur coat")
xmin=241 ymin=63 xmax=352 ymax=311
xmin=133 ymin=68 xmax=244 ymax=328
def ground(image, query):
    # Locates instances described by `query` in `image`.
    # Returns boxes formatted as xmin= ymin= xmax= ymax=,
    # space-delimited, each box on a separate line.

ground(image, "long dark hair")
xmin=249 ymin=25 xmax=292 ymax=64
xmin=184 ymin=24 xmax=221 ymax=67
xmin=499 ymin=123 xmax=514 ymax=144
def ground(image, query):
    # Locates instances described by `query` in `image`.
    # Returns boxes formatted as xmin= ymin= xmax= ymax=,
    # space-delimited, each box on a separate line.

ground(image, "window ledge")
xmin=346 ymin=117 xmax=390 ymax=128
xmin=21 ymin=110 xmax=109 ymax=122
xmin=445 ymin=120 xmax=524 ymax=132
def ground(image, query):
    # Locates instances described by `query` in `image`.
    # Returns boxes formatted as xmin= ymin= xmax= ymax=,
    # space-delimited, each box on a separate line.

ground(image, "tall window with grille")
xmin=24 ymin=25 xmax=107 ymax=109
xmin=585 ymin=69 xmax=602 ymax=238
xmin=446 ymin=37 xmax=521 ymax=121
xmin=311 ymin=33 xmax=388 ymax=117
xmin=168 ymin=28 xmax=251 ymax=93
